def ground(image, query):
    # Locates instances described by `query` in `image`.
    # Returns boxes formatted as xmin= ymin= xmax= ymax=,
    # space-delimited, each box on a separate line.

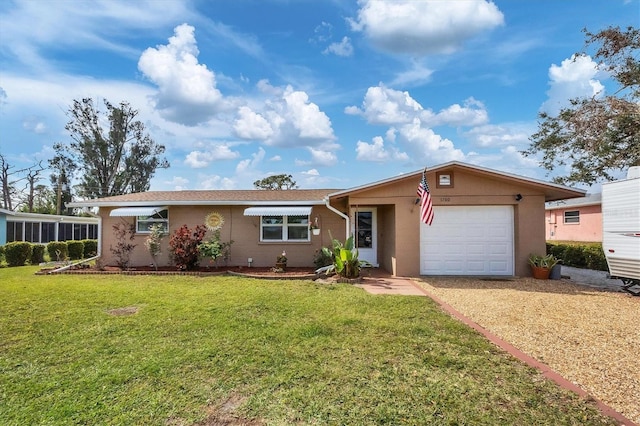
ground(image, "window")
xmin=6 ymin=221 xmax=23 ymax=242
xmin=59 ymin=223 xmax=73 ymax=240
xmin=41 ymin=222 xmax=56 ymax=243
xmin=564 ymin=210 xmax=580 ymax=224
xmin=261 ymin=215 xmax=309 ymax=241
xmin=24 ymin=222 xmax=40 ymax=243
xmin=136 ymin=209 xmax=169 ymax=233
xmin=88 ymin=224 xmax=98 ymax=239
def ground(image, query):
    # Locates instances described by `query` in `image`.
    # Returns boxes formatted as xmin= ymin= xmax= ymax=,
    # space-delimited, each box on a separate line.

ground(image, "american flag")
xmin=417 ymin=169 xmax=434 ymax=226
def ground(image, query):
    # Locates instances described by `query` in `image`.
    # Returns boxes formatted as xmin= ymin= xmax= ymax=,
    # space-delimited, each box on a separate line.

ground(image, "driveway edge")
xmin=411 ymin=280 xmax=637 ymax=426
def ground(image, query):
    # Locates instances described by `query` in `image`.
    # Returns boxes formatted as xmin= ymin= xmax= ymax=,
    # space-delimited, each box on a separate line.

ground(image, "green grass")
xmin=0 ymin=267 xmax=615 ymax=425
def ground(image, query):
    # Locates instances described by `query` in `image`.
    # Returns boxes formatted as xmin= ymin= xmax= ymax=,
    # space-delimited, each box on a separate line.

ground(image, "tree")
xmin=21 ymin=161 xmax=45 ymax=213
xmin=523 ymin=26 xmax=640 ymax=186
xmin=27 ymin=185 xmax=56 ymax=214
xmin=49 ymin=147 xmax=77 ymax=214
xmin=253 ymin=174 xmax=298 ymax=190
xmin=0 ymin=154 xmax=44 ymax=211
xmin=57 ymin=98 xmax=169 ymax=199
xmin=1 ymin=154 xmax=18 ymax=210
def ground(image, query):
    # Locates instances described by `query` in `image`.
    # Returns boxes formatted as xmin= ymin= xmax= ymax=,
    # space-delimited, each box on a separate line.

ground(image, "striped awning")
xmin=109 ymin=206 xmax=168 ymax=217
xmin=243 ymin=206 xmax=312 ymax=216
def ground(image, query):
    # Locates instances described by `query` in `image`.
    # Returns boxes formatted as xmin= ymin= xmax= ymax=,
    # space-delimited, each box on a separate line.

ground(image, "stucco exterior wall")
xmin=341 ymin=169 xmax=548 ymax=277
xmin=98 ymin=205 xmax=347 ymax=268
xmin=546 ymin=205 xmax=602 ymax=242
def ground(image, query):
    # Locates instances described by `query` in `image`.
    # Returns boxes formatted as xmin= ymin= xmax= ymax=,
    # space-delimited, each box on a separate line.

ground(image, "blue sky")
xmin=0 ymin=0 xmax=637 ymax=194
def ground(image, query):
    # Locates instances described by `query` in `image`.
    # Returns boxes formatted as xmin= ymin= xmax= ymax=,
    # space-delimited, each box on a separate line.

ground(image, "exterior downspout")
xmin=324 ymin=196 xmax=350 ymax=238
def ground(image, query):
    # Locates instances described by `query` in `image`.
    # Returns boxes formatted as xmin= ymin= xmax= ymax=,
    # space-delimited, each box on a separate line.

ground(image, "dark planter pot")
xmin=549 ymin=264 xmax=562 ymax=280
xmin=275 ymin=262 xmax=287 ymax=271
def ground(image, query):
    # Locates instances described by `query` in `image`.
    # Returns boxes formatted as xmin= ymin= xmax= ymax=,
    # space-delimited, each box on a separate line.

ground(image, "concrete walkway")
xmin=356 ymin=269 xmax=426 ymax=296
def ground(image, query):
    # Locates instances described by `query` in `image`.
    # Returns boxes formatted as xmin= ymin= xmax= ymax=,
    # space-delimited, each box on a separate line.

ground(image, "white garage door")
xmin=420 ymin=206 xmax=514 ymax=275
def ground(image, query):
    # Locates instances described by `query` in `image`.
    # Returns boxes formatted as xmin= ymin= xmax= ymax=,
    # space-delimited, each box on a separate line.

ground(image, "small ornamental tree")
xmin=144 ymin=223 xmax=165 ymax=271
xmin=110 ymin=220 xmax=137 ymax=269
xmin=169 ymin=224 xmax=206 ymax=270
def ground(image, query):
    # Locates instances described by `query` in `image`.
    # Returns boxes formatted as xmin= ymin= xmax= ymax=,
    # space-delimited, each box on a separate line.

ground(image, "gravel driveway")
xmin=414 ymin=273 xmax=640 ymax=424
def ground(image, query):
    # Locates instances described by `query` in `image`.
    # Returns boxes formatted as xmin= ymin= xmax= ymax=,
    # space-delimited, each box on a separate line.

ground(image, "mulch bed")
xmin=37 ymin=264 xmax=320 ymax=279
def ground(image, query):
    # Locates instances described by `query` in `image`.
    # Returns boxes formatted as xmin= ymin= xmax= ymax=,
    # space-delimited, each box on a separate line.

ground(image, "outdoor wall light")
xmin=515 ymin=194 xmax=523 ymax=201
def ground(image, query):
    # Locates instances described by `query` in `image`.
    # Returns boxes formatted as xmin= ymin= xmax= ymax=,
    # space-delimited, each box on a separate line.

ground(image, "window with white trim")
xmin=137 ymin=209 xmax=169 ymax=233
xmin=563 ymin=210 xmax=580 ymax=224
xmin=261 ymin=215 xmax=309 ymax=241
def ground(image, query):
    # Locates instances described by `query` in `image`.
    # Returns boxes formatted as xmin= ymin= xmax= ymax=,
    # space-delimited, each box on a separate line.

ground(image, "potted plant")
xmin=528 ymin=253 xmax=559 ymax=280
xmin=275 ymin=250 xmax=287 ymax=271
xmin=309 ymin=217 xmax=320 ymax=235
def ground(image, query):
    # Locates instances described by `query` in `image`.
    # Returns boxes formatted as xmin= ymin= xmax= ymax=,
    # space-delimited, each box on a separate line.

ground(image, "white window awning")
xmin=243 ymin=206 xmax=312 ymax=217
xmin=109 ymin=206 xmax=168 ymax=217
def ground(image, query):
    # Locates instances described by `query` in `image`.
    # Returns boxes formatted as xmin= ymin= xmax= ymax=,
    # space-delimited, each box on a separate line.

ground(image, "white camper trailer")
xmin=601 ymin=166 xmax=640 ymax=296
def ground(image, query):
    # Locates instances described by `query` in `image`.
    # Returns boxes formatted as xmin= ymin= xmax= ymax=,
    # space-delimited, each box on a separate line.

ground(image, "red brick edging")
xmin=410 ymin=281 xmax=637 ymax=426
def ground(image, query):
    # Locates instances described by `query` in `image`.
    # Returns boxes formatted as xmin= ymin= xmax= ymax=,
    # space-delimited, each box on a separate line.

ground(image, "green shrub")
xmin=584 ymin=245 xmax=608 ymax=271
xmin=5 ymin=242 xmax=33 ymax=266
xmin=0 ymin=245 xmax=5 ymax=263
xmin=67 ymin=241 xmax=85 ymax=260
xmin=82 ymin=239 xmax=98 ymax=258
xmin=313 ymin=248 xmax=333 ymax=269
xmin=546 ymin=242 xmax=607 ymax=271
xmin=47 ymin=241 xmax=68 ymax=262
xmin=31 ymin=244 xmax=46 ymax=264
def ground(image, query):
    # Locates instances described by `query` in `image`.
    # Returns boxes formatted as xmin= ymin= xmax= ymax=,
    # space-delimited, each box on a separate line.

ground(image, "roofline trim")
xmin=67 ymin=200 xmax=329 ymax=208
xmin=328 ymin=161 xmax=587 ymax=198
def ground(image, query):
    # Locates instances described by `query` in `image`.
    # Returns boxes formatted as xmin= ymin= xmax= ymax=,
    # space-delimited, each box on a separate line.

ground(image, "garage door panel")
xmin=420 ymin=206 xmax=514 ymax=275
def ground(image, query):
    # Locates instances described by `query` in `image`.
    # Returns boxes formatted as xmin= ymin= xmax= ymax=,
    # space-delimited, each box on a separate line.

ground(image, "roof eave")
xmin=67 ymin=200 xmax=329 ymax=208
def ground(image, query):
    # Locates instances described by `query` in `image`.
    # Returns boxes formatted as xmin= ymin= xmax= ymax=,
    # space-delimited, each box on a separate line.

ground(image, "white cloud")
xmin=198 ymin=174 xmax=236 ymax=190
xmin=163 ymin=175 xmax=190 ymax=191
xmin=466 ymin=145 xmax=540 ymax=178
xmin=348 ymin=85 xmax=488 ymax=128
xmin=234 ymin=84 xmax=336 ymax=149
xmin=236 ymin=147 xmax=266 ymax=174
xmin=302 ymin=169 xmax=320 ymax=176
xmin=311 ymin=21 xmax=333 ymax=44
xmin=346 ymin=84 xmax=423 ymax=125
xmin=464 ymin=123 xmax=534 ymax=148
xmin=296 ymin=147 xmax=339 ymax=167
xmin=138 ymin=23 xmax=233 ymax=126
xmin=541 ymin=54 xmax=606 ymax=115
xmin=397 ymin=119 xmax=466 ymax=164
xmin=323 ymin=37 xmax=354 ymax=57
xmin=389 ymin=61 xmax=434 ymax=87
xmin=349 ymin=0 xmax=504 ymax=55
xmin=22 ymin=116 xmax=47 ymax=134
xmin=233 ymin=106 xmax=274 ymax=139
xmin=356 ymin=136 xmax=409 ymax=162
xmin=425 ymin=98 xmax=489 ymax=127
xmin=184 ymin=143 xmax=241 ymax=168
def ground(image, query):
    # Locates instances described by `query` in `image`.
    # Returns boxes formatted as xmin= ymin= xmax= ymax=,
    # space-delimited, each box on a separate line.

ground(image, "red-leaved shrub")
xmin=169 ymin=224 xmax=207 ymax=270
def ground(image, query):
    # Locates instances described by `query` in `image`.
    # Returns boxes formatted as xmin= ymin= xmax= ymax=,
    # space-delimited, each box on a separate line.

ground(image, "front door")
xmin=354 ymin=208 xmax=378 ymax=266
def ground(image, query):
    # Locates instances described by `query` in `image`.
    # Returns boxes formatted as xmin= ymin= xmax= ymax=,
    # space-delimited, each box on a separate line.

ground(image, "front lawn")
xmin=0 ymin=267 xmax=615 ymax=425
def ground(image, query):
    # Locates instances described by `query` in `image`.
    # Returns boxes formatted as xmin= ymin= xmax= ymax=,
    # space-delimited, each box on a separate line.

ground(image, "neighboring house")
xmin=68 ymin=162 xmax=585 ymax=277
xmin=545 ymin=193 xmax=602 ymax=243
xmin=0 ymin=208 xmax=100 ymax=246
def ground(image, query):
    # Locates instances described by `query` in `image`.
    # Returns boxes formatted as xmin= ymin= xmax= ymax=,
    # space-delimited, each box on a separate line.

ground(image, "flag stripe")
xmin=417 ymin=169 xmax=434 ymax=226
